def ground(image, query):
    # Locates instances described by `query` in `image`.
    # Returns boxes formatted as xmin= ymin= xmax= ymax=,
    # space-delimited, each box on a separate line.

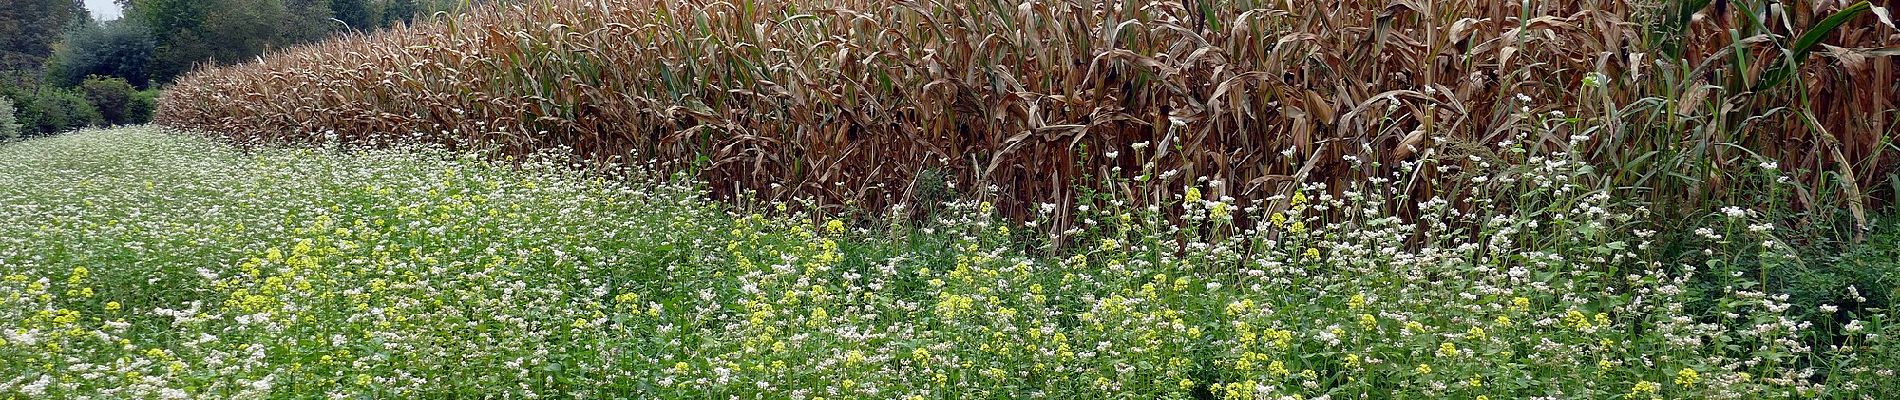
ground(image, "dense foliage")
xmin=156 ymin=0 xmax=1900 ymax=229
xmin=44 ymin=19 xmax=157 ymax=88
xmin=0 ymin=0 xmax=88 ymax=74
xmin=0 ymin=98 xmax=20 ymax=140
xmin=1 ymin=127 xmax=1895 ymax=398
xmin=78 ymin=75 xmax=153 ymax=125
xmin=10 ymin=88 xmax=102 ymax=135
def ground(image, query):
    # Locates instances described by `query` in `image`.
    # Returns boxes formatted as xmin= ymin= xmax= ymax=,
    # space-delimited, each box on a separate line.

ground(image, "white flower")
xmin=1721 ymin=206 xmax=1747 ymax=219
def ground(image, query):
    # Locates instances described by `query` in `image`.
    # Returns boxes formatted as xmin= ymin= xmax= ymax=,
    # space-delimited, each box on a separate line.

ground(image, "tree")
xmin=128 ymin=0 xmax=291 ymax=82
xmin=44 ymin=20 xmax=157 ymax=88
xmin=331 ymin=0 xmax=374 ymax=32
xmin=0 ymin=0 xmax=90 ymax=74
xmin=379 ymin=0 xmax=417 ymax=27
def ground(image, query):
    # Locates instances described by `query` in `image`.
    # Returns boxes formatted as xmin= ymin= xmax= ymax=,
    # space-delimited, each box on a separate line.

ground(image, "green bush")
xmin=127 ymin=88 xmax=158 ymax=124
xmin=80 ymin=76 xmax=142 ymax=126
xmin=20 ymin=88 xmax=103 ymax=134
xmin=0 ymin=97 xmax=20 ymax=140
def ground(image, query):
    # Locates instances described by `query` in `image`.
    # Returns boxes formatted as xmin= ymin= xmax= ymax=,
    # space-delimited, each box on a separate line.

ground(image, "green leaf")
xmin=1759 ymin=1 xmax=1874 ymax=89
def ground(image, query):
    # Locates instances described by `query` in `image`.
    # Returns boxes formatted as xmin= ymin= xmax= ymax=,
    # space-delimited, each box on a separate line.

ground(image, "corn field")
xmin=156 ymin=0 xmax=1900 ymax=227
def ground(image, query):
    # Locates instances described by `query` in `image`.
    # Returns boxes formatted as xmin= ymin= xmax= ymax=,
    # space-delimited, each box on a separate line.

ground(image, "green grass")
xmin=1 ymin=127 xmax=1897 ymax=398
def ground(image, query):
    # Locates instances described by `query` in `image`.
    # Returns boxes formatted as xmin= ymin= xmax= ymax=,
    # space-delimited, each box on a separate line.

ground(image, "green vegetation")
xmin=0 ymin=97 xmax=20 ymax=140
xmin=43 ymin=19 xmax=156 ymax=88
xmin=2 ymin=127 xmax=1895 ymax=398
xmin=0 ymin=0 xmax=89 ymax=74
xmin=10 ymin=87 xmax=102 ymax=134
xmin=77 ymin=75 xmax=154 ymax=126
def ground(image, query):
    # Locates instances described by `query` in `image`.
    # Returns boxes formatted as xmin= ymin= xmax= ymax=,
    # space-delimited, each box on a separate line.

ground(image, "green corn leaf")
xmin=1758 ymin=1 xmax=1873 ymax=89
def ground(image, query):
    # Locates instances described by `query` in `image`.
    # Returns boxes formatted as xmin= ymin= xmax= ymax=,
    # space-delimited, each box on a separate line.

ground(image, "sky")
xmin=85 ymin=0 xmax=123 ymax=21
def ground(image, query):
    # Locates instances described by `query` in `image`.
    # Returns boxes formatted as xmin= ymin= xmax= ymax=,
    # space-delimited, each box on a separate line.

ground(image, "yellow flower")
xmin=1437 ymin=342 xmax=1459 ymax=358
xmin=1404 ymin=320 xmax=1425 ymax=333
xmin=1414 ymin=364 xmax=1432 ymax=374
xmin=1304 ymin=247 xmax=1321 ymax=259
xmin=1631 ymin=380 xmax=1660 ymax=396
xmin=105 ymin=301 xmax=122 ymax=312
xmin=1675 ymin=368 xmax=1701 ymax=386
xmin=1510 ymin=296 xmax=1530 ymax=310
xmin=825 ymin=219 xmax=845 ymax=235
xmin=1185 ymin=187 xmax=1203 ymax=204
xmin=1348 ymin=293 xmax=1367 ymax=309
xmin=1467 ymin=326 xmax=1486 ymax=340
xmin=1563 ymin=310 xmax=1592 ymax=330
xmin=1179 ymin=378 xmax=1195 ymax=390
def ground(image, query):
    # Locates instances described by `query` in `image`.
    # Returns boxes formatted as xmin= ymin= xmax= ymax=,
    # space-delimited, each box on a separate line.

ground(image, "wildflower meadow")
xmin=0 ymin=128 xmax=1894 ymax=398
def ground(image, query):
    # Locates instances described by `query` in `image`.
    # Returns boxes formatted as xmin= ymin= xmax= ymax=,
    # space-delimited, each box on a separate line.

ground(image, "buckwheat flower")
xmin=1760 ymin=161 xmax=1778 ymax=170
xmin=1721 ymin=206 xmax=1746 ymax=219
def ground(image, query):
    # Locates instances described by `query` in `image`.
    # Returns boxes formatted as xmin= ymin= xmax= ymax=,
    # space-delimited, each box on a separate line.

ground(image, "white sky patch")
xmin=85 ymin=0 xmax=124 ymax=21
